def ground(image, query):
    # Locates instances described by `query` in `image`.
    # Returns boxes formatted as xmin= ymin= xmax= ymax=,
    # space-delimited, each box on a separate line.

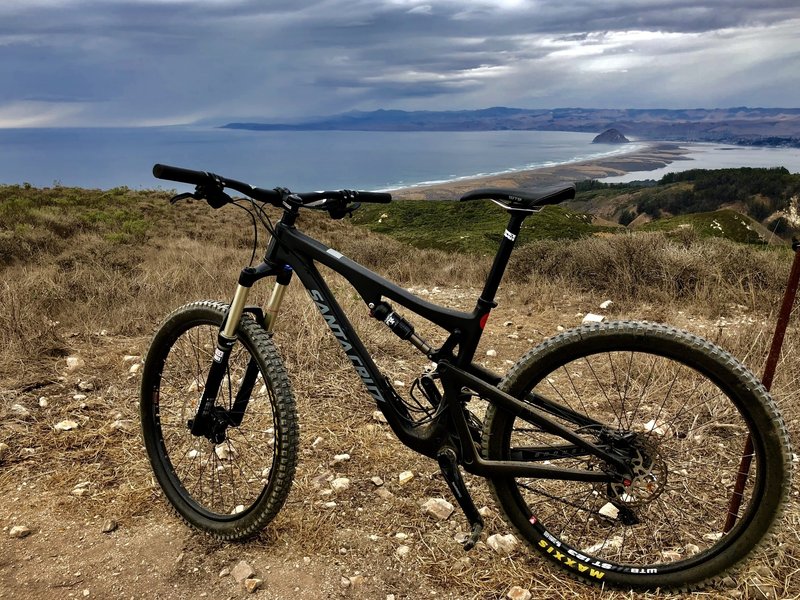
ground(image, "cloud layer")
xmin=2 ymin=0 xmax=799 ymax=126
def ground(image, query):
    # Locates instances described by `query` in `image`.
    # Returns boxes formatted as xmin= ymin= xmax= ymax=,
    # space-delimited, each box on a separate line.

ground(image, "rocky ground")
xmin=2 ymin=285 xmax=797 ymax=600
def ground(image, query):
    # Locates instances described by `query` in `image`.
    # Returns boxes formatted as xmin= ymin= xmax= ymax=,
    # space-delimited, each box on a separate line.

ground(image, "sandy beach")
xmin=391 ymin=142 xmax=691 ymax=200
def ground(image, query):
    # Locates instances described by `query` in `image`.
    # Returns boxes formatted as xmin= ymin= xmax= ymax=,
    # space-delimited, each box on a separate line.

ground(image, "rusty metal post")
xmin=724 ymin=239 xmax=800 ymax=533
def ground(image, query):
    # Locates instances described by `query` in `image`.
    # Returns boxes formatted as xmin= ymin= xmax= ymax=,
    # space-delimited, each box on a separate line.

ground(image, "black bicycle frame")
xmin=254 ymin=211 xmax=629 ymax=483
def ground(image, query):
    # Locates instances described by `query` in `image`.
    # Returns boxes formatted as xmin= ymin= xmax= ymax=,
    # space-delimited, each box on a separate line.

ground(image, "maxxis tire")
xmin=483 ymin=321 xmax=791 ymax=590
xmin=140 ymin=300 xmax=299 ymax=541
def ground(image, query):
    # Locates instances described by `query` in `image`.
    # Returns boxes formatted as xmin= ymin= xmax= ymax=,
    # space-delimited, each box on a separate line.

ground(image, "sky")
xmin=2 ymin=0 xmax=799 ymax=128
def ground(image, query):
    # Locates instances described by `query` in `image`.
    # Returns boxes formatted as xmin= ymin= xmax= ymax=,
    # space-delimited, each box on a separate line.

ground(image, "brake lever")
xmin=169 ymin=191 xmax=199 ymax=205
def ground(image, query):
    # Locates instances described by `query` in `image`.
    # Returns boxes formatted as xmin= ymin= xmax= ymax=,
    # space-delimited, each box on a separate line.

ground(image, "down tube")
xmin=285 ymin=258 xmax=447 ymax=457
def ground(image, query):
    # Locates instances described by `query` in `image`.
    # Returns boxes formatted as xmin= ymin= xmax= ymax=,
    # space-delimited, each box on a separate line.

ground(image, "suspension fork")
xmin=190 ymin=261 xmax=292 ymax=435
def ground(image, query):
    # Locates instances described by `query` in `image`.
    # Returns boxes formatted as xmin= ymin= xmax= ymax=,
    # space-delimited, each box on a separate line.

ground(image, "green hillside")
xmin=353 ymin=200 xmax=620 ymax=254
xmin=573 ymin=167 xmax=800 ymax=234
xmin=639 ymin=209 xmax=766 ymax=244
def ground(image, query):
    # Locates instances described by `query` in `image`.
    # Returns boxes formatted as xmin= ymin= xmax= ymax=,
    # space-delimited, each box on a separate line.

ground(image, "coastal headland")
xmin=391 ymin=142 xmax=689 ymax=200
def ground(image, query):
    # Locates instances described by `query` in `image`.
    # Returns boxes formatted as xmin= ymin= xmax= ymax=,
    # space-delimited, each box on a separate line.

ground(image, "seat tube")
xmin=479 ymin=212 xmax=526 ymax=305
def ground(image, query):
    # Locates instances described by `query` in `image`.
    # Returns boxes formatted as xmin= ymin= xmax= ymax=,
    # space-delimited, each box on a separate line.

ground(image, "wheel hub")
xmin=606 ymin=437 xmax=668 ymax=507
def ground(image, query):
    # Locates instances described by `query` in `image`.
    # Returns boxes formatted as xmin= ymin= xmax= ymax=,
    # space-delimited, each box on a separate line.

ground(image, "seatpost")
xmin=478 ymin=212 xmax=527 ymax=307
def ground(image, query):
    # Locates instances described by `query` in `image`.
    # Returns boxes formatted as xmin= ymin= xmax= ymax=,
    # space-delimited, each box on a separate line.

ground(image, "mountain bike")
xmin=141 ymin=163 xmax=791 ymax=590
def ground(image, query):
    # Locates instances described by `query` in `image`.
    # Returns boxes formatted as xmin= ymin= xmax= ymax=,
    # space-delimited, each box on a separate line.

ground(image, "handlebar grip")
xmin=153 ymin=163 xmax=215 ymax=186
xmin=356 ymin=191 xmax=392 ymax=203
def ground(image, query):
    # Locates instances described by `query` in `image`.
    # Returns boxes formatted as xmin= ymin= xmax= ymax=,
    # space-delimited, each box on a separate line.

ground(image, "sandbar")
xmin=391 ymin=142 xmax=690 ymax=200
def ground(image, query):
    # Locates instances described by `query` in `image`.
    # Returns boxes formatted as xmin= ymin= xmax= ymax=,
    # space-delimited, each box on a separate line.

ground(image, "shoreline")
xmin=391 ymin=142 xmax=691 ymax=200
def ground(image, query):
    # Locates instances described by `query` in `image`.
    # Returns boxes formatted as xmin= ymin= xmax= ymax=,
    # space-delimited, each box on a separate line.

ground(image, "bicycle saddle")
xmin=459 ymin=183 xmax=576 ymax=212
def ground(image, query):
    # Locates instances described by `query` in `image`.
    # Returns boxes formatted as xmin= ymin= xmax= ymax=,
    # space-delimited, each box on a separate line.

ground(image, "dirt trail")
xmin=1 ymin=289 xmax=794 ymax=600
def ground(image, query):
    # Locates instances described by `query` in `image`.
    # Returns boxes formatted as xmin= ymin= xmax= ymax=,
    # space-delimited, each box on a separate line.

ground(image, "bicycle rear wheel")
xmin=483 ymin=321 xmax=790 ymax=590
xmin=140 ymin=300 xmax=298 ymax=541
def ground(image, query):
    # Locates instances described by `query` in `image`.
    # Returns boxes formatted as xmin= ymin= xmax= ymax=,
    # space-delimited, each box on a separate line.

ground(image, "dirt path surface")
xmin=2 ymin=286 xmax=796 ymax=600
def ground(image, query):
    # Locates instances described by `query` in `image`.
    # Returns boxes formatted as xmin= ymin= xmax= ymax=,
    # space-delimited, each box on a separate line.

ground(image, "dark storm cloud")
xmin=1 ymin=0 xmax=798 ymax=126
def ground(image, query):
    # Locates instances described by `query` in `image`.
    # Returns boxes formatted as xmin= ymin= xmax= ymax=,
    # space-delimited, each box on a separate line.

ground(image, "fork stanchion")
xmin=723 ymin=239 xmax=800 ymax=533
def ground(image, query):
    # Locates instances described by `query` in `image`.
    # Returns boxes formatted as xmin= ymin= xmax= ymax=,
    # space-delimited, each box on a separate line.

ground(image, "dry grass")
xmin=1 ymin=186 xmax=799 ymax=599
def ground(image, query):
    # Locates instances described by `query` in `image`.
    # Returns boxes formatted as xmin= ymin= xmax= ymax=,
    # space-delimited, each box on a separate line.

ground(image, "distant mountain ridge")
xmin=222 ymin=107 xmax=800 ymax=147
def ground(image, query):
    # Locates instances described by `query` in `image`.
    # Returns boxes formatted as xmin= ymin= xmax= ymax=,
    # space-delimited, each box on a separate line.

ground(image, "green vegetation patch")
xmin=353 ymin=200 xmax=619 ymax=254
xmin=640 ymin=209 xmax=765 ymax=244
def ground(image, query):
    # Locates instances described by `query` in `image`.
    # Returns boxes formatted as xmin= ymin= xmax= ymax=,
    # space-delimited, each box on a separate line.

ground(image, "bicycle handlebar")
xmin=152 ymin=163 xmax=392 ymax=210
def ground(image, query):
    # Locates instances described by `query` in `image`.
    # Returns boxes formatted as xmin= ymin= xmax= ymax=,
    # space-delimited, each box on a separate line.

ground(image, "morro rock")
xmin=592 ymin=128 xmax=630 ymax=144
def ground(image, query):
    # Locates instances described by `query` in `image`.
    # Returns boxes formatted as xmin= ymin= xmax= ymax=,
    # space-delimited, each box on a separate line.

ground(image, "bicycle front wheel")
xmin=140 ymin=300 xmax=298 ymax=541
xmin=483 ymin=321 xmax=790 ymax=590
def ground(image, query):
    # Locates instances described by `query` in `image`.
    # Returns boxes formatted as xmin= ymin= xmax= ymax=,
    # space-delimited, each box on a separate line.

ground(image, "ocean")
xmin=0 ymin=127 xmax=798 ymax=192
xmin=0 ymin=127 xmax=643 ymax=191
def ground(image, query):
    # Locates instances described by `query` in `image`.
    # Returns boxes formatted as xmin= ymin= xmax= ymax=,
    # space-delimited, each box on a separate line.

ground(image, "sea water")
xmin=0 ymin=127 xmax=640 ymax=191
xmin=1 ymin=127 xmax=798 ymax=191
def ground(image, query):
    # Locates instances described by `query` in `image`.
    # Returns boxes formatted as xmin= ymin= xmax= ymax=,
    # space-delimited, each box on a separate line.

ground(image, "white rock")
xmin=503 ymin=321 xmax=514 ymax=327
xmin=599 ymin=300 xmax=613 ymax=310
xmin=77 ymin=381 xmax=94 ymax=392
xmin=38 ymin=397 xmax=48 ymax=408
xmin=231 ymin=560 xmax=255 ymax=583
xmin=333 ymin=453 xmax=351 ymax=463
xmin=685 ymin=543 xmax=700 ymax=555
xmin=643 ymin=419 xmax=672 ymax=437
xmin=101 ymin=520 xmax=118 ymax=533
xmin=10 ymin=404 xmax=30 ymax=418
xmin=323 ymin=501 xmax=338 ymax=509
xmin=395 ymin=545 xmax=411 ymax=558
xmin=599 ymin=502 xmax=619 ymax=520
xmin=507 ymin=586 xmax=532 ymax=600
xmin=487 ymin=533 xmax=518 ymax=555
xmin=66 ymin=356 xmax=85 ymax=372
xmin=0 ymin=443 xmax=8 ymax=461
xmin=54 ymin=420 xmax=79 ymax=432
xmin=583 ymin=536 xmax=624 ymax=554
xmin=215 ymin=444 xmax=236 ymax=460
xmin=9 ymin=525 xmax=32 ymax=538
xmin=582 ymin=313 xmax=605 ymax=324
xmin=371 ymin=476 xmax=384 ymax=486
xmin=486 ymin=349 xmax=498 ymax=357
xmin=348 ymin=575 xmax=366 ymax=588
xmin=375 ymin=487 xmax=393 ymax=500
xmin=661 ymin=550 xmax=682 ymax=561
xmin=73 ymin=394 xmax=87 ymax=401
xmin=372 ymin=410 xmax=388 ymax=424
xmin=128 ymin=363 xmax=141 ymax=374
xmin=244 ymin=578 xmax=262 ymax=593
xmin=122 ymin=355 xmax=138 ymax=363
xmin=422 ymin=498 xmax=454 ymax=521
xmin=110 ymin=420 xmax=132 ymax=432
xmin=331 ymin=477 xmax=351 ymax=492
xmin=71 ymin=482 xmax=91 ymax=497
xmin=478 ymin=506 xmax=493 ymax=518
xmin=556 ymin=325 xmax=565 ymax=332
xmin=394 ymin=532 xmax=408 ymax=540
xmin=398 ymin=471 xmax=414 ymax=485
